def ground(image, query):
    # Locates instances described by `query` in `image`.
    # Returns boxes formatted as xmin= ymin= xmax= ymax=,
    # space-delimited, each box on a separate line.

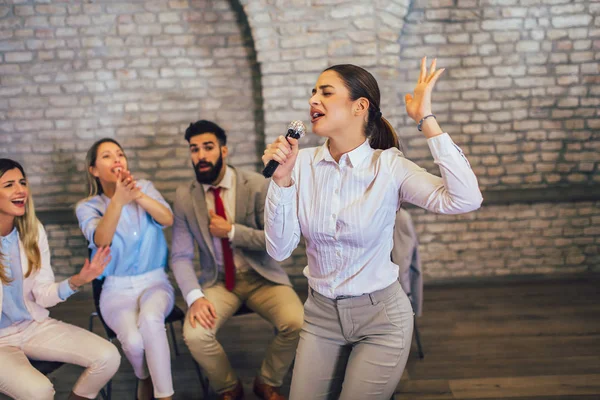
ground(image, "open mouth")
xmin=311 ymin=111 xmax=325 ymax=123
xmin=111 ymin=166 xmax=123 ymax=175
xmin=197 ymin=163 xmax=212 ymax=172
xmin=11 ymin=198 xmax=26 ymax=208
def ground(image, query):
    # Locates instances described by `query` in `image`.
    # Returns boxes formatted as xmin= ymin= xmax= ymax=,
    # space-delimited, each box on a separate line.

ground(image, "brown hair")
xmin=324 ymin=64 xmax=400 ymax=150
xmin=84 ymin=138 xmax=126 ymax=196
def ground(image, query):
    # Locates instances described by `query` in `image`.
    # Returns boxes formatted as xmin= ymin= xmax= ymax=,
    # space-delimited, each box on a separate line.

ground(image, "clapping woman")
xmin=76 ymin=139 xmax=175 ymax=400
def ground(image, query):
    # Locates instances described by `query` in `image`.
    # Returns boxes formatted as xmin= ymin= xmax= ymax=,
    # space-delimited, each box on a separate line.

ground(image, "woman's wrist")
xmin=110 ymin=196 xmax=126 ymax=209
xmin=419 ymin=115 xmax=444 ymax=139
xmin=134 ymin=192 xmax=146 ymax=203
xmin=69 ymin=275 xmax=84 ymax=290
xmin=273 ymin=176 xmax=293 ymax=188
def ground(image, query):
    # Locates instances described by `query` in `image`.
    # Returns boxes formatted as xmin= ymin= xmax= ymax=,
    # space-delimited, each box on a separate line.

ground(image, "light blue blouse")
xmin=76 ymin=179 xmax=171 ymax=278
xmin=0 ymin=228 xmax=32 ymax=328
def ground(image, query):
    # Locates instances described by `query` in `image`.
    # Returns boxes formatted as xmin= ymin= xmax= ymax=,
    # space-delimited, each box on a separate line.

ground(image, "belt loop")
xmin=369 ymin=293 xmax=376 ymax=305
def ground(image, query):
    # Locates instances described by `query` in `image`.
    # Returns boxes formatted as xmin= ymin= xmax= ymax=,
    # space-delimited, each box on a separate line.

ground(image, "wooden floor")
xmin=2 ymin=276 xmax=599 ymax=400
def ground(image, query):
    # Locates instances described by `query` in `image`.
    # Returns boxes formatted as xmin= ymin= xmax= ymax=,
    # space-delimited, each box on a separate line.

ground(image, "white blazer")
xmin=0 ymin=223 xmax=65 ymax=323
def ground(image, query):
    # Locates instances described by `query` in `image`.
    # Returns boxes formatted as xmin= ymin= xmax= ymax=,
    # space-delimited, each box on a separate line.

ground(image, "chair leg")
xmin=134 ymin=378 xmax=138 ymax=400
xmin=413 ymin=315 xmax=424 ymax=359
xmin=99 ymin=378 xmax=112 ymax=400
xmin=168 ymin=322 xmax=180 ymax=356
xmin=89 ymin=312 xmax=97 ymax=332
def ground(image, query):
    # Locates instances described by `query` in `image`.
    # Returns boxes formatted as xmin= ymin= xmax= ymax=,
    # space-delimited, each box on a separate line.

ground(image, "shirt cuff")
xmin=227 ymin=224 xmax=235 ymax=241
xmin=58 ymin=279 xmax=77 ymax=301
xmin=268 ymin=179 xmax=296 ymax=206
xmin=186 ymin=288 xmax=205 ymax=307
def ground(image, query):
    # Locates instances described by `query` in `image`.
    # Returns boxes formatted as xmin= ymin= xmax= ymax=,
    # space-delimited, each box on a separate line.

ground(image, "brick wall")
xmin=44 ymin=200 xmax=600 ymax=287
xmin=1 ymin=0 xmax=261 ymax=210
xmin=393 ymin=0 xmax=600 ymax=190
xmin=411 ymin=201 xmax=600 ymax=280
xmin=1 ymin=0 xmax=598 ymax=286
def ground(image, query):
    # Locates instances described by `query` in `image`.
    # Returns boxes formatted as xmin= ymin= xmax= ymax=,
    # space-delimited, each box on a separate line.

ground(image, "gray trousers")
xmin=289 ymin=280 xmax=413 ymax=400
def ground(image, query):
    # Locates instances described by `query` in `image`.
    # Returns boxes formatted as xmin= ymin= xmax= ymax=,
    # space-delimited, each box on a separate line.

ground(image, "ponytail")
xmin=367 ymin=111 xmax=400 ymax=151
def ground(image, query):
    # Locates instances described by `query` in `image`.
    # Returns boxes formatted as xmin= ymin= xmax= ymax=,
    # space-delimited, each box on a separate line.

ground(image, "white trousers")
xmin=0 ymin=318 xmax=121 ymax=399
xmin=100 ymin=269 xmax=175 ymax=398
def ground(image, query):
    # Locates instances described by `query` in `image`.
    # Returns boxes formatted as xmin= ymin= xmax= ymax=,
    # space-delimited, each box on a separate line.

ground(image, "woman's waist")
xmin=102 ymin=267 xmax=168 ymax=289
xmin=308 ymin=278 xmax=405 ymax=307
xmin=303 ymin=261 xmax=400 ymax=300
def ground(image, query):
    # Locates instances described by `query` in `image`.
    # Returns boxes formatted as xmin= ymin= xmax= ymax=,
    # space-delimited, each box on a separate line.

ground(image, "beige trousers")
xmin=289 ymin=280 xmax=413 ymax=400
xmin=0 ymin=318 xmax=121 ymax=400
xmin=183 ymin=269 xmax=304 ymax=393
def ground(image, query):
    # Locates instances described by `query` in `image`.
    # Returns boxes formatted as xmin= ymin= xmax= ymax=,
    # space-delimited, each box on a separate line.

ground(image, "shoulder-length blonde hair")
xmin=84 ymin=138 xmax=127 ymax=197
xmin=0 ymin=159 xmax=41 ymax=285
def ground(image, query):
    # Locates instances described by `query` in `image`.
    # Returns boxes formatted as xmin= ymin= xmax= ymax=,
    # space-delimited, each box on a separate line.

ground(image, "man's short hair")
xmin=185 ymin=120 xmax=227 ymax=146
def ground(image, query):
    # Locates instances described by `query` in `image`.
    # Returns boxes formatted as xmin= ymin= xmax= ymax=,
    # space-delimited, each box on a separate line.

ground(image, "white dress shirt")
xmin=264 ymin=133 xmax=483 ymax=299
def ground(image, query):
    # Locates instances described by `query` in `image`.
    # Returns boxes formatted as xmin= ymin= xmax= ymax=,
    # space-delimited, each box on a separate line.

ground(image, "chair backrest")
xmin=91 ymin=277 xmax=118 ymax=339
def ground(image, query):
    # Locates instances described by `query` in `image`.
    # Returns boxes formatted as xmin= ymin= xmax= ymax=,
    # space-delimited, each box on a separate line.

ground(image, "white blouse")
xmin=264 ymin=133 xmax=483 ymax=299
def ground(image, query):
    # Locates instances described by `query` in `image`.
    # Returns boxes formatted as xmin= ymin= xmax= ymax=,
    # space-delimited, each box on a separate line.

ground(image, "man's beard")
xmin=193 ymin=154 xmax=224 ymax=185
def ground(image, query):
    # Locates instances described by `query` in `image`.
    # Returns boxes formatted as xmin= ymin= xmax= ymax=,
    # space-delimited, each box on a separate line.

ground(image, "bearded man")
xmin=170 ymin=120 xmax=303 ymax=400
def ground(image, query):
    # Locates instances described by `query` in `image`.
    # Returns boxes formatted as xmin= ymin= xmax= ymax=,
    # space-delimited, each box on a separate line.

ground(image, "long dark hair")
xmin=324 ymin=65 xmax=400 ymax=151
xmin=84 ymin=138 xmax=126 ymax=196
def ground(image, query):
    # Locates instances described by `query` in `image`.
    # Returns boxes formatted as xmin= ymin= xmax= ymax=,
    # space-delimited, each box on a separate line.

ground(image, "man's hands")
xmin=188 ymin=297 xmax=218 ymax=329
xmin=209 ymin=210 xmax=232 ymax=238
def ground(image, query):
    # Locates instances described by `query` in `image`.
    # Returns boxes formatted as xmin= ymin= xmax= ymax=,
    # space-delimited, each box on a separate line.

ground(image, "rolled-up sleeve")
xmin=141 ymin=180 xmax=173 ymax=228
xmin=75 ymin=200 xmax=102 ymax=249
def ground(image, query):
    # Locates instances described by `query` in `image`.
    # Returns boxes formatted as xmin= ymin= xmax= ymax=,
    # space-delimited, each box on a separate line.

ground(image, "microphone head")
xmin=287 ymin=120 xmax=306 ymax=139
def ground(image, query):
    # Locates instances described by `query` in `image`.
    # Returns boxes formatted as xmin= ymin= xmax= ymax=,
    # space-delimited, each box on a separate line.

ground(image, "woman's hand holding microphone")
xmin=262 ymin=136 xmax=299 ymax=188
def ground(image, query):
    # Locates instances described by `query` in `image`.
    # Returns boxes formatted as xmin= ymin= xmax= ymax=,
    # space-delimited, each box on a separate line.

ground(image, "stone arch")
xmin=237 ymin=0 xmax=413 ymax=148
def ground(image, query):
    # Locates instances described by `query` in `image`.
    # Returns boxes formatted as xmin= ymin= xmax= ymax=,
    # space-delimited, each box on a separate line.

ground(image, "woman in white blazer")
xmin=0 ymin=158 xmax=120 ymax=400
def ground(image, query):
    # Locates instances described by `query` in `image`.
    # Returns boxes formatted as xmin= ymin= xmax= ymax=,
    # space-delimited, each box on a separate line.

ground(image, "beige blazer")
xmin=170 ymin=167 xmax=292 ymax=302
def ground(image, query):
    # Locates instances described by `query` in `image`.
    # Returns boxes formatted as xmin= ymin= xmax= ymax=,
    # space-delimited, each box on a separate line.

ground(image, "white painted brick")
xmin=552 ymin=15 xmax=593 ymax=28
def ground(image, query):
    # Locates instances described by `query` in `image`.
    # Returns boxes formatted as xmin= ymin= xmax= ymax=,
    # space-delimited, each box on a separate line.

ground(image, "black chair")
xmin=29 ymin=359 xmax=65 ymax=375
xmin=88 ymin=277 xmax=187 ymax=400
xmin=29 ymin=359 xmax=112 ymax=400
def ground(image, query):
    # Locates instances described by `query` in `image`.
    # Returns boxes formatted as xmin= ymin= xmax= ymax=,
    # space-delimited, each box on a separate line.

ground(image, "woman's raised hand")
xmin=70 ymin=246 xmax=111 ymax=288
xmin=405 ymin=57 xmax=445 ymax=123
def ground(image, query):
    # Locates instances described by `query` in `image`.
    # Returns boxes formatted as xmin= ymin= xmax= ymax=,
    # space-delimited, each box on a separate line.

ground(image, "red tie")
xmin=210 ymin=187 xmax=236 ymax=291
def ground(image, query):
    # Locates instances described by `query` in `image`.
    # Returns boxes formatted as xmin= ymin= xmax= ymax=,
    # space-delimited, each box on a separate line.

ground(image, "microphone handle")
xmin=262 ymin=129 xmax=301 ymax=178
xmin=262 ymin=159 xmax=279 ymax=178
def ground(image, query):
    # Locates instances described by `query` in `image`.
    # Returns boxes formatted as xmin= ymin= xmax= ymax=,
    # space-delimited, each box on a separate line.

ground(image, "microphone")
xmin=262 ymin=120 xmax=306 ymax=178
